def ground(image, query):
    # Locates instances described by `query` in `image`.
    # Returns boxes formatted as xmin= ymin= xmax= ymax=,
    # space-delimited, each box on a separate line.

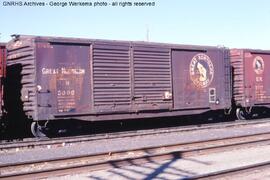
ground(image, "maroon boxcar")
xmin=0 ymin=43 xmax=6 ymax=118
xmin=231 ymin=49 xmax=270 ymax=119
xmin=6 ymin=35 xmax=231 ymax=136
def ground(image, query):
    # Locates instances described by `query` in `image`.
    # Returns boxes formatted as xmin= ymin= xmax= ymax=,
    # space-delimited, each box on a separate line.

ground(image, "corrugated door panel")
xmin=93 ymin=44 xmax=131 ymax=111
xmin=133 ymin=47 xmax=172 ymax=110
xmin=230 ymin=50 xmax=245 ymax=106
xmin=6 ymin=38 xmax=36 ymax=118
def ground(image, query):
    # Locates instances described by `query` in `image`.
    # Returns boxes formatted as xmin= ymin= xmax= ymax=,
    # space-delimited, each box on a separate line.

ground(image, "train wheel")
xmin=31 ymin=122 xmax=46 ymax=138
xmin=236 ymin=108 xmax=247 ymax=120
xmin=236 ymin=108 xmax=251 ymax=120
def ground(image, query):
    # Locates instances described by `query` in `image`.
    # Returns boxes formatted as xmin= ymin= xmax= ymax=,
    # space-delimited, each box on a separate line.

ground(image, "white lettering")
xmin=42 ymin=67 xmax=85 ymax=75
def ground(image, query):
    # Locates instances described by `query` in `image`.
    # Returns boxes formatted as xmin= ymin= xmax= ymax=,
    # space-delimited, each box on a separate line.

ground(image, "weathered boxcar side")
xmin=0 ymin=43 xmax=6 ymax=118
xmin=231 ymin=49 xmax=270 ymax=119
xmin=6 ymin=35 xmax=231 ymax=136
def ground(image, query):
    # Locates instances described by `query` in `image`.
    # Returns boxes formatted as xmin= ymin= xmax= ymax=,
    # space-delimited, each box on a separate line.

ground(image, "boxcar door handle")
xmin=37 ymin=90 xmax=51 ymax=93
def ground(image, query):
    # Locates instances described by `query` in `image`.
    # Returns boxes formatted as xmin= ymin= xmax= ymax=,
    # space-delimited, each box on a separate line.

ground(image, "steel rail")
xmin=1 ymin=118 xmax=270 ymax=152
xmin=1 ymin=131 xmax=270 ymax=179
xmin=188 ymin=161 xmax=270 ymax=179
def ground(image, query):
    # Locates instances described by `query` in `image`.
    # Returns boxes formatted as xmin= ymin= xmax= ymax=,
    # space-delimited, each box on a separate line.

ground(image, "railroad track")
xmin=1 ymin=131 xmax=270 ymax=179
xmin=190 ymin=161 xmax=270 ymax=179
xmin=1 ymin=118 xmax=270 ymax=152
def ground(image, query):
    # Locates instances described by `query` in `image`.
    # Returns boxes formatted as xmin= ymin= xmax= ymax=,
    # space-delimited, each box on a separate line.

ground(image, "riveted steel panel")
xmin=36 ymin=42 xmax=91 ymax=120
xmin=172 ymin=48 xmax=231 ymax=110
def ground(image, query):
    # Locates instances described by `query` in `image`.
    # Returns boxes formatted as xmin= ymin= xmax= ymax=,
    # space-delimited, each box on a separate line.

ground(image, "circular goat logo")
xmin=253 ymin=56 xmax=264 ymax=74
xmin=190 ymin=54 xmax=214 ymax=88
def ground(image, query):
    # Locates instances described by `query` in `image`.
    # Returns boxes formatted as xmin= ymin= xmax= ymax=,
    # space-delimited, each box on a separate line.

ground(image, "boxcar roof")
xmin=231 ymin=48 xmax=270 ymax=54
xmin=9 ymin=34 xmax=227 ymax=51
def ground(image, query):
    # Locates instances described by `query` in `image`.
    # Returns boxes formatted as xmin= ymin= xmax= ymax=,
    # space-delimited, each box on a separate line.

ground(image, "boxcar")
xmin=231 ymin=49 xmax=270 ymax=119
xmin=6 ymin=35 xmax=231 ymax=136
